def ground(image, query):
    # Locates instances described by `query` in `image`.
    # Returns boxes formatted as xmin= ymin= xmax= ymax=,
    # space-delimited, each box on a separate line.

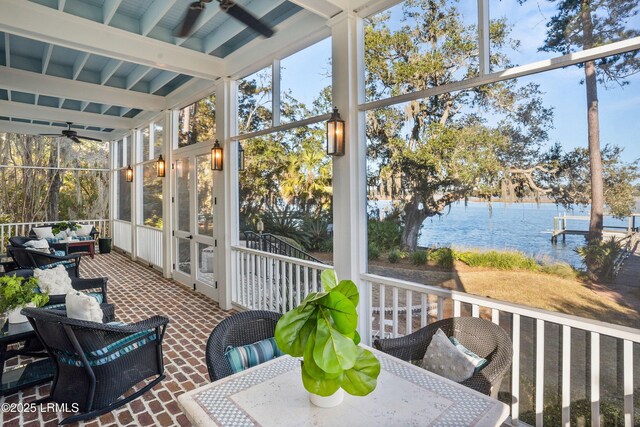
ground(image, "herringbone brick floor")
xmin=1 ymin=250 xmax=234 ymax=426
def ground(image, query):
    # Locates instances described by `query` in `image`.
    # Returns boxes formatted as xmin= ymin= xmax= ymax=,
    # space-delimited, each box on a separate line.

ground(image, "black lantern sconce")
xmin=156 ymin=154 xmax=166 ymax=177
xmin=125 ymin=165 xmax=133 ymax=182
xmin=238 ymin=142 xmax=245 ymax=171
xmin=211 ymin=140 xmax=223 ymax=171
xmin=326 ymin=107 xmax=345 ymax=156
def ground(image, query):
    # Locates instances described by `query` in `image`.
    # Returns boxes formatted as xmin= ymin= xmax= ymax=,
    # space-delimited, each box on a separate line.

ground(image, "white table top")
xmin=178 ymin=347 xmax=509 ymax=427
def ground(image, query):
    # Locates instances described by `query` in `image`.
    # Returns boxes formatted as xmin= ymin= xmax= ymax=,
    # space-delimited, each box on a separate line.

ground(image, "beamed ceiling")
xmin=0 ymin=0 xmax=360 ymax=139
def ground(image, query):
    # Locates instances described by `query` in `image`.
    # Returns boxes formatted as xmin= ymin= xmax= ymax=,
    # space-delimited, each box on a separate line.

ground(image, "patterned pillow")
xmin=449 ymin=336 xmax=488 ymax=373
xmin=421 ymin=329 xmax=476 ymax=383
xmin=225 ymin=337 xmax=283 ymax=374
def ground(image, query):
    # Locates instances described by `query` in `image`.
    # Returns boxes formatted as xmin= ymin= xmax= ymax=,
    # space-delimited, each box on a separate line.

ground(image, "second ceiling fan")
xmin=177 ymin=0 xmax=275 ymax=39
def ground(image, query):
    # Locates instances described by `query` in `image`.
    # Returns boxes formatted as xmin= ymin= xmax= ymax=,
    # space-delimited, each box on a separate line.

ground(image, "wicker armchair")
xmin=205 ymin=310 xmax=281 ymax=382
xmin=23 ymin=307 xmax=169 ymax=425
xmin=6 ymin=245 xmax=81 ymax=277
xmin=373 ymin=317 xmax=512 ymax=398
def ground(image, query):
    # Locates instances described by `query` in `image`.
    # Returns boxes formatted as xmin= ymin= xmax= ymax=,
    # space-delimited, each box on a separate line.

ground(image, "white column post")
xmin=478 ymin=0 xmax=490 ymax=76
xmin=272 ymin=59 xmax=281 ymax=126
xmin=329 ymin=13 xmax=370 ymax=343
xmin=130 ymin=129 xmax=138 ymax=261
xmin=161 ymin=110 xmax=175 ymax=278
xmin=215 ymin=78 xmax=238 ymax=310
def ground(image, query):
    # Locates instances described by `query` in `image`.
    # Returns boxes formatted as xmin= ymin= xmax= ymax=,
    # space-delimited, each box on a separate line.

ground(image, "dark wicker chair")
xmin=6 ymin=245 xmax=81 ymax=277
xmin=1 ymin=268 xmax=108 ymax=307
xmin=373 ymin=317 xmax=512 ymax=398
xmin=9 ymin=236 xmax=70 ymax=254
xmin=205 ymin=310 xmax=281 ymax=382
xmin=23 ymin=307 xmax=169 ymax=425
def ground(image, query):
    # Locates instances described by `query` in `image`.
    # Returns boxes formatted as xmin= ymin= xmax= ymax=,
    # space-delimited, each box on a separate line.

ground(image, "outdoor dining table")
xmin=178 ymin=346 xmax=509 ymax=426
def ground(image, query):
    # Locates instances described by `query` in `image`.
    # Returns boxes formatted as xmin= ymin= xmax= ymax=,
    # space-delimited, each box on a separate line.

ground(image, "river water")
xmin=374 ymin=201 xmax=631 ymax=267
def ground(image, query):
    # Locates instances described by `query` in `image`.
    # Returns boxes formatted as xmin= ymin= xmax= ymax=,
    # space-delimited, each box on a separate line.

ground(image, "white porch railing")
xmin=231 ymin=246 xmax=329 ymax=313
xmin=230 ymin=248 xmax=640 ymax=426
xmin=0 ymin=219 xmax=109 ymax=248
xmin=113 ymin=220 xmax=132 ymax=253
xmin=136 ymin=225 xmax=163 ymax=268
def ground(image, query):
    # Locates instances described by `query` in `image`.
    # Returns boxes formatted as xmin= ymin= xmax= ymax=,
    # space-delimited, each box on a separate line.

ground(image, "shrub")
xmin=576 ymin=237 xmax=620 ymax=281
xmin=368 ymin=219 xmax=401 ymax=251
xmin=429 ymin=248 xmax=454 ymax=269
xmin=302 ymin=216 xmax=329 ymax=251
xmin=318 ymin=237 xmax=333 ymax=253
xmin=261 ymin=204 xmax=310 ymax=248
xmin=540 ymin=262 xmax=578 ymax=280
xmin=410 ymin=250 xmax=428 ymax=266
xmin=368 ymin=244 xmax=381 ymax=260
xmin=387 ymin=249 xmax=403 ymax=264
xmin=454 ymin=249 xmax=539 ymax=271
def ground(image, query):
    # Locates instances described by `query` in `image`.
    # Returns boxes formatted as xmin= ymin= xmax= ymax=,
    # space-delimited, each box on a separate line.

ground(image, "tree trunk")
xmin=47 ymin=141 xmax=61 ymax=221
xmin=581 ymin=0 xmax=603 ymax=244
xmin=401 ymin=201 xmax=428 ymax=251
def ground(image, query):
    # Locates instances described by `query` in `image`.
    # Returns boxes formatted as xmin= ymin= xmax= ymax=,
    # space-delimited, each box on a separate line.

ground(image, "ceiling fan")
xmin=177 ymin=0 xmax=275 ymax=39
xmin=39 ymin=122 xmax=102 ymax=143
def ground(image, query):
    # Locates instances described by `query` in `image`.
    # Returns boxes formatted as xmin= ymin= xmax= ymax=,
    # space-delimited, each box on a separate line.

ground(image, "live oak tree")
xmin=531 ymin=0 xmax=640 ymax=241
xmin=365 ymin=0 xmax=553 ymax=250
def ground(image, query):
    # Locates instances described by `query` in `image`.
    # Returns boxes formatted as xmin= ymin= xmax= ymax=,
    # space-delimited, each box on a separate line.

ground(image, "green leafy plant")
xmin=428 ymin=248 xmax=454 ymax=269
xmin=52 ymin=222 xmax=81 ymax=235
xmin=367 ymin=244 xmax=380 ymax=260
xmin=410 ymin=250 xmax=428 ymax=266
xmin=274 ymin=270 xmax=381 ymax=397
xmin=0 ymin=275 xmax=49 ymax=313
xmin=576 ymin=237 xmax=621 ymax=281
xmin=387 ymin=248 xmax=403 ymax=263
xmin=368 ymin=219 xmax=401 ymax=251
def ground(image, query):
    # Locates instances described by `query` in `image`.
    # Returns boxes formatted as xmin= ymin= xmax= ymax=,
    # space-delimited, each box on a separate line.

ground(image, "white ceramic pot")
xmin=309 ymin=388 xmax=344 ymax=408
xmin=8 ymin=303 xmax=35 ymax=324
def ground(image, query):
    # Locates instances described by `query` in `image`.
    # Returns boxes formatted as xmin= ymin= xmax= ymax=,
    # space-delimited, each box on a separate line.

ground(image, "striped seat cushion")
xmin=225 ymin=337 xmax=283 ymax=374
xmin=40 ymin=260 xmax=76 ymax=270
xmin=53 ymin=250 xmax=66 ymax=257
xmin=56 ymin=329 xmax=156 ymax=367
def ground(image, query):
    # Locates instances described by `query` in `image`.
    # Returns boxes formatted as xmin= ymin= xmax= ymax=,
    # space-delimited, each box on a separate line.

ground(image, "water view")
xmin=376 ymin=201 xmax=632 ymax=268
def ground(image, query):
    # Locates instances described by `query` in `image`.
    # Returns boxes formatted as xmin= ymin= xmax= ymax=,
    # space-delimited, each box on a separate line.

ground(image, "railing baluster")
xmin=512 ymin=313 xmax=521 ymax=425
xmin=471 ymin=304 xmax=479 ymax=318
xmin=453 ymin=300 xmax=461 ymax=317
xmin=437 ymin=296 xmax=444 ymax=320
xmin=312 ymin=267 xmax=318 ymax=292
xmin=562 ymin=325 xmax=571 ymax=427
xmin=288 ymin=262 xmax=293 ymax=311
xmin=591 ymin=332 xmax=600 ymax=427
xmin=275 ymin=260 xmax=281 ymax=313
xmin=491 ymin=308 xmax=499 ymax=325
xmin=392 ymin=287 xmax=398 ymax=338
xmin=295 ymin=264 xmax=301 ymax=307
xmin=250 ymin=253 xmax=255 ymax=309
xmin=303 ymin=265 xmax=310 ymax=298
xmin=536 ymin=319 xmax=545 ymax=426
xmin=268 ymin=256 xmax=274 ymax=311
xmin=624 ymin=340 xmax=633 ymax=427
xmin=420 ymin=294 xmax=427 ymax=328
xmin=379 ymin=284 xmax=386 ymax=338
xmin=406 ymin=290 xmax=412 ymax=335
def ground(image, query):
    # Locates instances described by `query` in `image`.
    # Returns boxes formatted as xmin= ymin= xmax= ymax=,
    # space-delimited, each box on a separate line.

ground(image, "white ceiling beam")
xmin=42 ymin=44 xmax=53 ymax=74
xmin=203 ymin=0 xmax=287 ymax=54
xmin=80 ymin=101 xmax=90 ymax=111
xmin=103 ymin=0 xmax=123 ymax=25
xmin=289 ymin=0 xmax=342 ymax=18
xmin=100 ymin=104 xmax=112 ymax=114
xmin=100 ymin=59 xmax=123 ymax=85
xmin=58 ymin=98 xmax=65 ymax=108
xmin=174 ymin=4 xmax=222 ymax=45
xmin=0 ymin=66 xmax=166 ymax=110
xmin=4 ymin=33 xmax=10 ymax=67
xmin=34 ymin=94 xmax=40 ymax=105
xmin=164 ymin=77 xmax=217 ymax=109
xmin=126 ymin=65 xmax=152 ymax=89
xmin=120 ymin=107 xmax=133 ymax=117
xmin=141 ymin=0 xmax=178 ymax=36
xmin=0 ymin=1 xmax=224 ymax=80
xmin=72 ymin=52 xmax=90 ymax=80
xmin=0 ymin=120 xmax=111 ymax=140
xmin=225 ymin=12 xmax=329 ymax=78
xmin=58 ymin=0 xmax=66 ymax=11
xmin=0 ymin=100 xmax=134 ymax=129
xmin=149 ymin=70 xmax=176 ymax=94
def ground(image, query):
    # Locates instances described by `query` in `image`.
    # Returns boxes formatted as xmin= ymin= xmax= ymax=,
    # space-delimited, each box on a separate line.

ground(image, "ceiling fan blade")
xmin=70 ymin=136 xmax=82 ymax=144
xmin=39 ymin=133 xmax=63 ymax=136
xmin=219 ymin=0 xmax=274 ymax=38
xmin=76 ymin=135 xmax=103 ymax=142
xmin=177 ymin=2 xmax=205 ymax=38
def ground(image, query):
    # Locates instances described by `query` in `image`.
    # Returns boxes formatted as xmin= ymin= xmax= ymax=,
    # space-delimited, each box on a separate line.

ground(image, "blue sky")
xmin=279 ymin=0 xmax=639 ymax=160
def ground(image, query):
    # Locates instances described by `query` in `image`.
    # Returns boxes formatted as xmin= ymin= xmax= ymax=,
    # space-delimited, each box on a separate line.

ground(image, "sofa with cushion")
xmin=9 ymin=236 xmax=70 ymax=254
xmin=5 ymin=244 xmax=81 ymax=277
xmin=30 ymin=223 xmax=98 ymax=242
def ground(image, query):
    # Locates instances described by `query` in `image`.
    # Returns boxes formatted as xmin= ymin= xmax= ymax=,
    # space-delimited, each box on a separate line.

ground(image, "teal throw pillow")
xmin=449 ymin=336 xmax=488 ymax=372
xmin=225 ymin=337 xmax=283 ymax=374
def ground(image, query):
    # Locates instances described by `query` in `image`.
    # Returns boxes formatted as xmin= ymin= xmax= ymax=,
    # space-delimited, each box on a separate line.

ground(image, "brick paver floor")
xmin=1 ymin=251 xmax=234 ymax=426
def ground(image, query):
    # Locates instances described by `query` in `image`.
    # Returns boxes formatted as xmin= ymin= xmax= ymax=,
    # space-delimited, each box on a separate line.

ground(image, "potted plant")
xmin=0 ymin=275 xmax=49 ymax=324
xmin=274 ymin=270 xmax=380 ymax=407
xmin=52 ymin=222 xmax=80 ymax=236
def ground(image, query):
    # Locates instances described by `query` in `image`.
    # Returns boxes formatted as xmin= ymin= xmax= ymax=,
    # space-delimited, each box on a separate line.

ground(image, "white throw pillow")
xmin=421 ymin=329 xmax=476 ymax=383
xmin=76 ymin=224 xmax=94 ymax=237
xmin=33 ymin=227 xmax=55 ymax=239
xmin=35 ymin=265 xmax=74 ymax=295
xmin=24 ymin=239 xmax=49 ymax=253
xmin=66 ymin=291 xmax=103 ymax=323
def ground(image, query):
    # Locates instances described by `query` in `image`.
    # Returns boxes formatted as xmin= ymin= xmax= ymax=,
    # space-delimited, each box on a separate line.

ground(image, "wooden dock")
xmin=614 ymin=241 xmax=640 ymax=287
xmin=551 ymin=213 xmax=639 ymax=243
